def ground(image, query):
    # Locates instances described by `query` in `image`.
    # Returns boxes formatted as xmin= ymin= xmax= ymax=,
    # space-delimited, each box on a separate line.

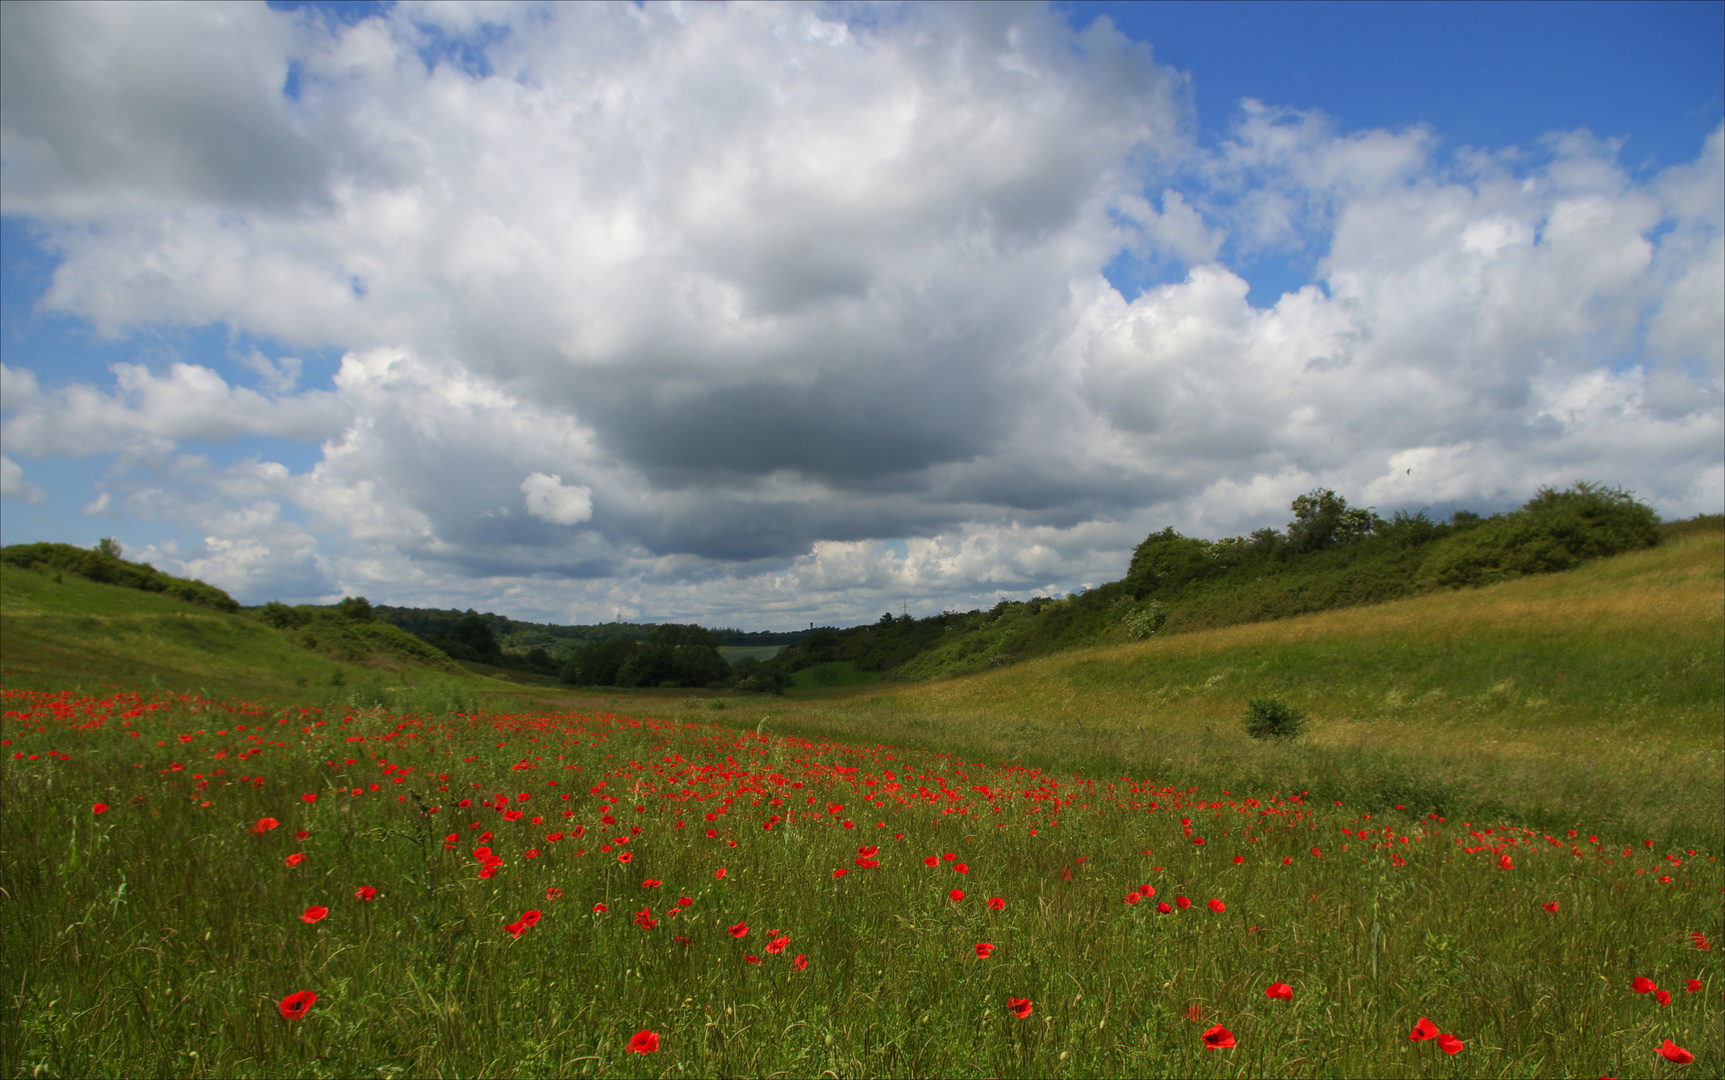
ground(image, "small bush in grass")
xmin=1243 ymin=696 xmax=1307 ymax=741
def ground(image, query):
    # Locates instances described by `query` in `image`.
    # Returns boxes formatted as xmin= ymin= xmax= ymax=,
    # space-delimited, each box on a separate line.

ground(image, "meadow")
xmin=1 ymin=524 xmax=1721 ymax=1078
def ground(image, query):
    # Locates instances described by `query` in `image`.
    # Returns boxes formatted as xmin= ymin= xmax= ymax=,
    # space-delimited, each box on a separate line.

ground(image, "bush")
xmin=1421 ymin=482 xmax=1660 ymax=588
xmin=1122 ymin=600 xmax=1168 ymax=641
xmin=0 ymin=542 xmax=240 ymax=613
xmin=1242 ymin=697 xmax=1307 ymax=741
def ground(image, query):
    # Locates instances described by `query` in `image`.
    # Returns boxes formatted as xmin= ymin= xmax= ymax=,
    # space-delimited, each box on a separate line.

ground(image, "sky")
xmin=2 ymin=0 xmax=1721 ymax=629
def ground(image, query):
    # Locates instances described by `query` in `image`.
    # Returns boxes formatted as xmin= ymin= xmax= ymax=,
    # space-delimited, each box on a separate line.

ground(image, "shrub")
xmin=1122 ymin=600 xmax=1167 ymax=641
xmin=335 ymin=596 xmax=375 ymax=622
xmin=1421 ymin=482 xmax=1660 ymax=588
xmin=258 ymin=601 xmax=310 ymax=629
xmin=1242 ymin=697 xmax=1307 ymax=741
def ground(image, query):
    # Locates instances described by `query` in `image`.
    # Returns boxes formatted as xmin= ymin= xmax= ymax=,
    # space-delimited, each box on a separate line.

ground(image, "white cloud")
xmin=0 ymin=361 xmax=347 ymax=459
xmin=521 ymin=472 xmax=593 ymax=526
xmin=0 ymin=3 xmax=1718 ymax=623
xmin=0 ymin=455 xmax=47 ymax=504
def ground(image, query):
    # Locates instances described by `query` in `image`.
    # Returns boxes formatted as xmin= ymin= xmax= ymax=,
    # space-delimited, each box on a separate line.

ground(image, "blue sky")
xmin=2 ymin=1 xmax=1720 ymax=627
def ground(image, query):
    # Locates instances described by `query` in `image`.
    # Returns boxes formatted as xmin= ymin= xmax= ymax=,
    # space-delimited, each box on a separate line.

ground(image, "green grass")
xmin=784 ymin=660 xmax=886 ymax=693
xmin=1 ymin=693 xmax=1717 ymax=1078
xmin=717 ymin=645 xmax=785 ymax=667
xmin=0 ymin=564 xmax=528 ymax=715
xmin=659 ymin=524 xmax=1722 ymax=851
xmin=2 ymin=524 xmax=1720 ymax=1077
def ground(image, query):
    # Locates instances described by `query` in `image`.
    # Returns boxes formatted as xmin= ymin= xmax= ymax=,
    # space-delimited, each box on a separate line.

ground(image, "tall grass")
xmin=2 ymin=690 xmax=1718 ymax=1078
xmin=692 ymin=527 xmax=1724 ymax=849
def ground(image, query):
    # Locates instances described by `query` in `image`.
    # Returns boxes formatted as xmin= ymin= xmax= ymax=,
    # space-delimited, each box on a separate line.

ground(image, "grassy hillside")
xmin=764 ymin=486 xmax=1678 ymax=684
xmin=628 ymin=521 xmax=1725 ymax=847
xmin=5 ymin=516 xmax=1719 ymax=844
xmin=0 ymin=563 xmax=507 ymax=711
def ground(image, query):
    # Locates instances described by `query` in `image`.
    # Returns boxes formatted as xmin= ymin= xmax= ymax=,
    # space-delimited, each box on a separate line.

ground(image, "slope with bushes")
xmin=760 ymin=482 xmax=1674 ymax=685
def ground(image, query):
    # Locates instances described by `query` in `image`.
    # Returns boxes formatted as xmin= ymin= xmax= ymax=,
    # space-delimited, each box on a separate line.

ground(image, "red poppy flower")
xmin=1007 ymin=996 xmax=1032 ymax=1019
xmin=301 ymin=793 xmax=317 ymax=803
xmin=617 ymin=852 xmax=633 ymax=864
xmin=251 ymin=817 xmax=280 ymax=834
xmin=948 ymin=888 xmax=965 ymax=903
xmin=1657 ymin=1039 xmax=1694 ymax=1064
xmin=92 ymin=803 xmax=108 ymax=814
xmin=943 ymin=852 xmax=957 ymax=861
xmin=953 ymin=863 xmax=969 ymax=874
xmin=1176 ymin=896 xmax=1191 ymax=910
xmin=730 ymin=921 xmax=749 ymax=938
xmin=593 ymin=903 xmax=608 ymax=912
xmin=1282 ymin=856 xmax=1292 ymax=865
xmin=301 ymin=906 xmax=328 ymax=924
xmin=295 ymin=829 xmax=310 ymax=840
xmin=1232 ymin=855 xmax=1243 ymax=865
xmin=1543 ymin=901 xmax=1559 ymax=913
xmin=521 ymin=910 xmax=542 ymax=927
xmin=1138 ymin=884 xmax=1155 ymax=897
xmin=1435 ymin=1033 xmax=1463 ymax=1055
xmin=1633 ymin=977 xmax=1658 ymax=994
xmin=1184 ymin=1003 xmax=1204 ymax=1022
xmin=1309 ymin=847 xmax=1321 ymax=858
xmin=924 ymin=856 xmax=939 ymax=867
xmin=744 ymin=954 xmax=762 ymax=964
xmin=1687 ymin=978 xmax=1703 ymax=994
xmin=1655 ymin=989 xmax=1671 ymax=1006
xmin=766 ymin=935 xmax=789 ymax=954
xmin=1693 ymin=931 xmax=1712 ymax=950
xmin=1123 ymin=893 xmax=1140 ymax=906
xmin=1207 ymin=898 xmax=1225 ymax=913
xmin=1157 ymin=901 xmax=1172 ymax=913
xmin=278 ymin=990 xmax=316 ymax=1020
xmin=677 ymin=895 xmax=693 ymax=907
xmin=1200 ymin=1024 xmax=1235 ymax=1049
xmin=634 ymin=908 xmax=657 ymax=930
xmin=1265 ymin=982 xmax=1292 ymax=1000
xmin=627 ymin=1030 xmax=660 ymax=1054
xmin=714 ymin=868 xmax=727 ymax=879
xmin=642 ymin=879 xmax=662 ymax=888
xmin=354 ymin=886 xmax=377 ymax=901
xmin=1410 ymin=1017 xmax=1438 ymax=1041
xmin=285 ymin=853 xmax=304 ymax=867
xmin=545 ymin=887 xmax=563 ymax=900
xmin=975 ymin=942 xmax=995 ymax=958
xmin=505 ymin=919 xmax=526 ymax=939
xmin=833 ymin=868 xmax=849 ymax=878
xmin=987 ymin=896 xmax=1005 ymax=910
xmin=793 ymin=953 xmax=808 ymax=970
xmin=1497 ymin=854 xmax=1514 ymax=870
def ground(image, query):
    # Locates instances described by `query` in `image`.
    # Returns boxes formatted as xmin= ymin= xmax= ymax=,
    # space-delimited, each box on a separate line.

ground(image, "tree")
xmin=335 ymin=596 xmax=375 ymax=622
xmin=561 ymin=638 xmax=637 ymax=685
xmin=1287 ymin=489 xmax=1376 ymax=553
xmin=450 ymin=611 xmax=503 ymax=662
xmin=95 ymin=537 xmax=123 ymax=560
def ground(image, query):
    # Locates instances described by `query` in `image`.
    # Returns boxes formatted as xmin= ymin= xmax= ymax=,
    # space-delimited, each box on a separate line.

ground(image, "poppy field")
xmin=1 ymin=686 xmax=1719 ymax=1078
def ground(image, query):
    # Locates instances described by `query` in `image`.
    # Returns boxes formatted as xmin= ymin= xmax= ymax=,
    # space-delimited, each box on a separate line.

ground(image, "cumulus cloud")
xmin=521 ymin=473 xmax=593 ymax=526
xmin=0 ymin=455 xmax=47 ymax=504
xmin=0 ymin=361 xmax=347 ymax=458
xmin=0 ymin=1 xmax=1718 ymax=621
